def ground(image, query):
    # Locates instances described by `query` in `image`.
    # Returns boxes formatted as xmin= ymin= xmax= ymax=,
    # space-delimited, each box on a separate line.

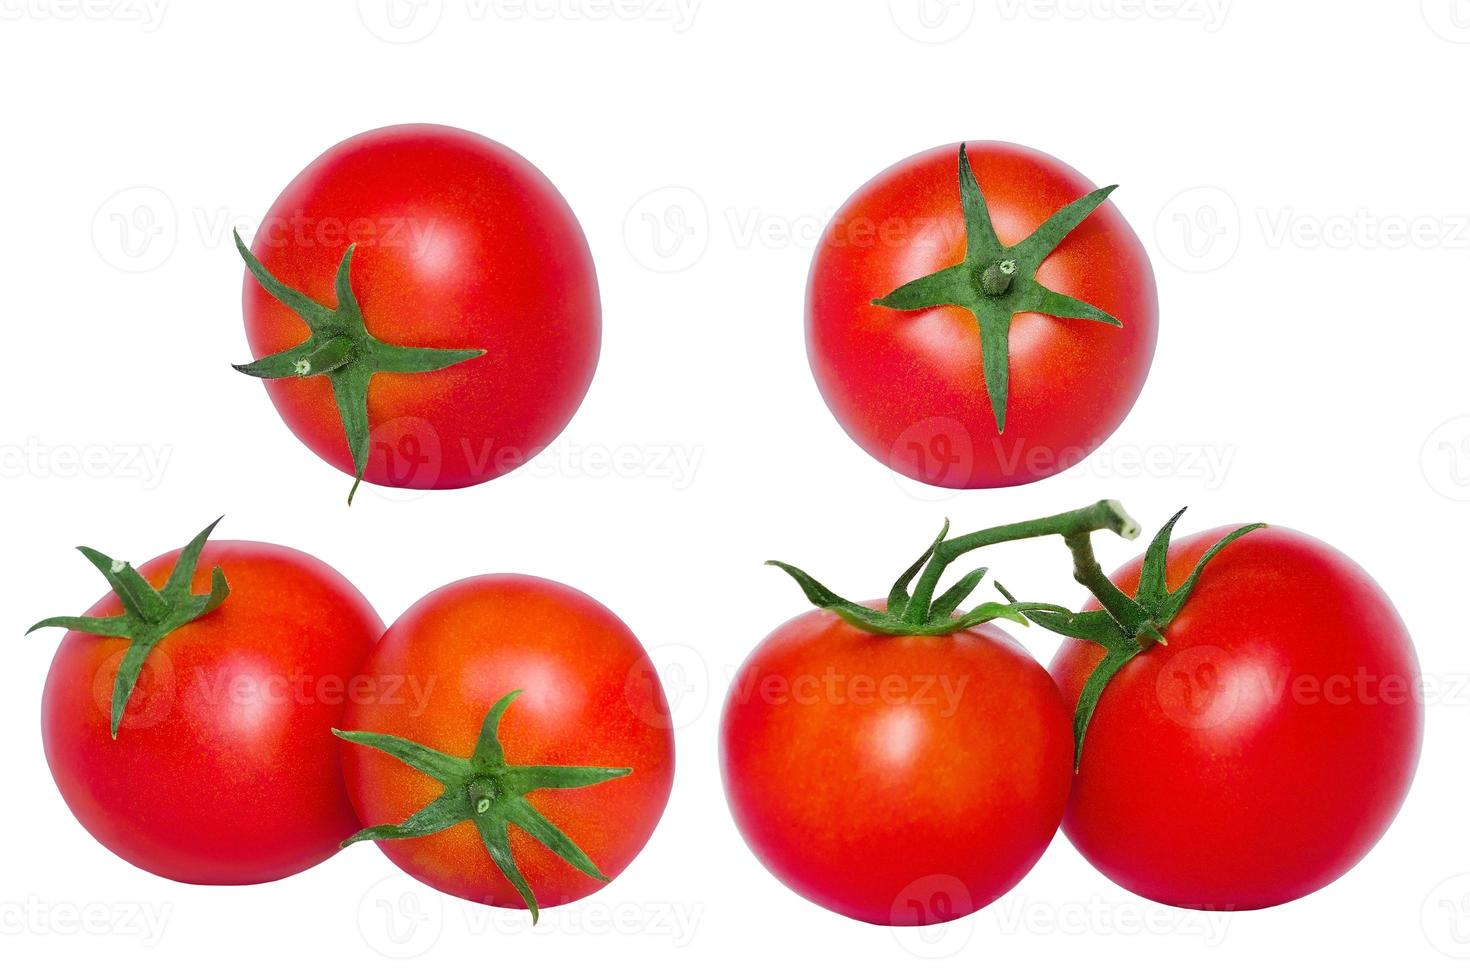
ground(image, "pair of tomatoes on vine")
xmin=32 ymin=522 xmax=674 ymax=921
xmin=720 ymin=502 xmax=1421 ymax=925
xmin=233 ymin=125 xmax=1152 ymax=500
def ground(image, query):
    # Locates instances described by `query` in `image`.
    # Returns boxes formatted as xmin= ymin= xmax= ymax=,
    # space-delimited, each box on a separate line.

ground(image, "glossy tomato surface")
xmin=242 ymin=123 xmax=600 ymax=491
xmin=807 ymin=142 xmax=1157 ymax=488
xmin=1050 ymin=526 xmax=1422 ymax=910
xmin=340 ymin=575 xmax=675 ymax=909
xmin=41 ymin=541 xmax=383 ymax=884
xmin=720 ymin=609 xmax=1071 ymax=925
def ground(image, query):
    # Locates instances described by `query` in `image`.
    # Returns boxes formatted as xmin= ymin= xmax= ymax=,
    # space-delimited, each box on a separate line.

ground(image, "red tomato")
xmin=241 ymin=123 xmax=600 ymax=493
xmin=720 ymin=609 xmax=1071 ymax=925
xmin=1050 ymin=526 xmax=1422 ymax=909
xmin=339 ymin=575 xmax=675 ymax=912
xmin=41 ymin=540 xmax=383 ymax=884
xmin=806 ymin=142 xmax=1157 ymax=488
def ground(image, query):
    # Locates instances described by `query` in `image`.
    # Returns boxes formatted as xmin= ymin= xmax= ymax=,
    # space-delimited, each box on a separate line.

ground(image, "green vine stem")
xmin=28 ymin=519 xmax=231 ymax=737
xmin=767 ymin=500 xmax=1265 ymax=772
xmin=768 ymin=499 xmax=1140 ymax=637
xmin=1002 ymin=508 xmax=1267 ymax=770
xmin=335 ymin=690 xmax=631 ymax=923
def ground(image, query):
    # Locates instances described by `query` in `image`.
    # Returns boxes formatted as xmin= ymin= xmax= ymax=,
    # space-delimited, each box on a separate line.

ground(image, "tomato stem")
xmin=1017 ymin=511 xmax=1267 ymax=770
xmin=767 ymin=500 xmax=1139 ymax=637
xmin=903 ymin=499 xmax=1139 ymax=624
xmin=979 ymin=259 xmax=1016 ymax=296
xmin=768 ymin=501 xmax=1267 ymax=770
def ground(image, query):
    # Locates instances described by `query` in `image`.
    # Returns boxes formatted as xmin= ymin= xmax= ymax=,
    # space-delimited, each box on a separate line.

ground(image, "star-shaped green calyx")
xmin=28 ymin=519 xmax=230 ymax=738
xmin=334 ymin=690 xmax=632 ymax=923
xmin=1001 ymin=508 xmax=1266 ymax=769
xmin=872 ymin=144 xmax=1125 ymax=432
xmin=233 ymin=231 xmax=487 ymax=504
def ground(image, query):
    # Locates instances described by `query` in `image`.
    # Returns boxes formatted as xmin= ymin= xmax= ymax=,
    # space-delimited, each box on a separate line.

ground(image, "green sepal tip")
xmin=28 ymin=518 xmax=231 ymax=738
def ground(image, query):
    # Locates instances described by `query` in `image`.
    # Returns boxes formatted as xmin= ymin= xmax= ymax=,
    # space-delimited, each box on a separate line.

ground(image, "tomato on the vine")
xmin=33 ymin=521 xmax=383 ymax=885
xmin=720 ymin=518 xmax=1082 ymax=925
xmin=1047 ymin=522 xmax=1422 ymax=910
xmin=806 ymin=142 xmax=1157 ymax=488
xmin=236 ymin=123 xmax=600 ymax=502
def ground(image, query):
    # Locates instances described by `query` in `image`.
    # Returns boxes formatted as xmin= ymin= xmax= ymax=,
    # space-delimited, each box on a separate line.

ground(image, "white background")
xmin=2 ymin=0 xmax=1468 ymax=974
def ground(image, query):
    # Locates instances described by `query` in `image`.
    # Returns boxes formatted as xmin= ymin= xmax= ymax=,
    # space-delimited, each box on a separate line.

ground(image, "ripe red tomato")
xmin=240 ymin=123 xmax=599 ymax=497
xmin=807 ymin=142 xmax=1157 ymax=488
xmin=338 ymin=575 xmax=675 ymax=915
xmin=721 ymin=610 xmax=1072 ymax=925
xmin=1050 ymin=525 xmax=1422 ymax=909
xmin=39 ymin=535 xmax=383 ymax=885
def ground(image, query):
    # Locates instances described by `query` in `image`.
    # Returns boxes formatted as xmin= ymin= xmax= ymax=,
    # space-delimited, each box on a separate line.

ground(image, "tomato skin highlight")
xmin=243 ymin=123 xmax=600 ymax=491
xmin=720 ymin=609 xmax=1072 ymax=925
xmin=806 ymin=142 xmax=1157 ymax=488
xmin=40 ymin=541 xmax=384 ymax=885
xmin=339 ymin=575 xmax=675 ymax=910
xmin=1050 ymin=525 xmax=1423 ymax=910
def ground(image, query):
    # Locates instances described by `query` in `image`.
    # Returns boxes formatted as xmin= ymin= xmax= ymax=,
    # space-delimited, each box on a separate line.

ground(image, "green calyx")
xmin=871 ymin=143 xmax=1124 ymax=432
xmin=768 ymin=500 xmax=1141 ymax=637
xmin=1003 ymin=509 xmax=1267 ymax=770
xmin=334 ymin=690 xmax=631 ymax=924
xmin=233 ymin=231 xmax=487 ymax=505
xmin=28 ymin=519 xmax=230 ymax=738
